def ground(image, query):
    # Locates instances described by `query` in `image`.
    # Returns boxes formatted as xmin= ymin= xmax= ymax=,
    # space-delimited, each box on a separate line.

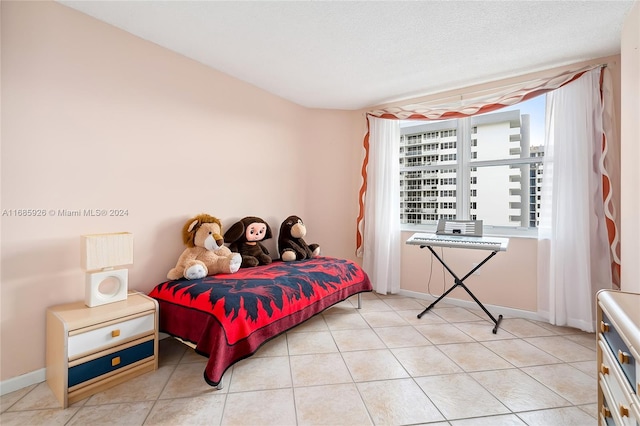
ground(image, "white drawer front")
xmin=68 ymin=314 xmax=154 ymax=359
xmin=600 ymin=339 xmax=637 ymax=426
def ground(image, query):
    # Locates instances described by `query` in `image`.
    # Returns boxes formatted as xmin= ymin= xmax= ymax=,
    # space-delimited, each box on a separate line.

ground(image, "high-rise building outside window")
xmin=399 ymin=97 xmax=545 ymax=231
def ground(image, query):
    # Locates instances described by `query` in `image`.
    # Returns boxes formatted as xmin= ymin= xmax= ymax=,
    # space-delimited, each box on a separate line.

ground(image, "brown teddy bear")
xmin=167 ymin=214 xmax=242 ymax=280
xmin=278 ymin=215 xmax=320 ymax=261
xmin=224 ymin=216 xmax=273 ymax=268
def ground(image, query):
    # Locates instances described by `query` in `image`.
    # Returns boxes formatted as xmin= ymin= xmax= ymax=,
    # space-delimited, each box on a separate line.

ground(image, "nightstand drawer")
xmin=68 ymin=338 xmax=154 ymax=388
xmin=68 ymin=312 xmax=154 ymax=360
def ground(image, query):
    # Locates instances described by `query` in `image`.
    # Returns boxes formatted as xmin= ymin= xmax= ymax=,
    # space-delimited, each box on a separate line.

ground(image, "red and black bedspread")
xmin=148 ymin=256 xmax=372 ymax=386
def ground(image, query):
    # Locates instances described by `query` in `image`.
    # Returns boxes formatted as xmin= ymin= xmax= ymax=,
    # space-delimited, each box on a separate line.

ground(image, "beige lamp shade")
xmin=81 ymin=232 xmax=133 ymax=271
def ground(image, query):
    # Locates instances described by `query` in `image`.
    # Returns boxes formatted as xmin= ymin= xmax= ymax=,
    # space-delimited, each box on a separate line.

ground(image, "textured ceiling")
xmin=57 ymin=1 xmax=635 ymax=110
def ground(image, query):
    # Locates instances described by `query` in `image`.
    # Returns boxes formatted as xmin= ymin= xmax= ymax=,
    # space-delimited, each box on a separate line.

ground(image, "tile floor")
xmin=1 ymin=292 xmax=599 ymax=425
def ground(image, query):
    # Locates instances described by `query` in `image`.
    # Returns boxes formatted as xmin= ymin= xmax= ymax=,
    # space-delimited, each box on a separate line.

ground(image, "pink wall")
xmin=0 ymin=1 xmax=363 ymax=381
xmin=620 ymin=1 xmax=640 ymax=293
xmin=1 ymin=0 xmax=634 ymax=388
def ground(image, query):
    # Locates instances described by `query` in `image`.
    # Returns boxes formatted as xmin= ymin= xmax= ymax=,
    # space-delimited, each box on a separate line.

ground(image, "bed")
xmin=148 ymin=256 xmax=372 ymax=387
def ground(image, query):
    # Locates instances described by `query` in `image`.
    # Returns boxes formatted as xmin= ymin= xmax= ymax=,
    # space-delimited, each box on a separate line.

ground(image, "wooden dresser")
xmin=597 ymin=289 xmax=640 ymax=426
xmin=46 ymin=292 xmax=158 ymax=408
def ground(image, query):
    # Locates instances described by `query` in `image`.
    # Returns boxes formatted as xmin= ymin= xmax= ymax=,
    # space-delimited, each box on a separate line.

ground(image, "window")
xmin=399 ymin=96 xmax=545 ymax=230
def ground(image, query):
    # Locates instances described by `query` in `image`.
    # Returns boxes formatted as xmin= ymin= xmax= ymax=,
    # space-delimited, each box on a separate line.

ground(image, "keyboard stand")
xmin=416 ymin=245 xmax=503 ymax=334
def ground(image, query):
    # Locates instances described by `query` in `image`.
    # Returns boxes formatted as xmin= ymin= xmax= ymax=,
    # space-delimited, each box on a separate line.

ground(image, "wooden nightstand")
xmin=46 ymin=291 xmax=158 ymax=408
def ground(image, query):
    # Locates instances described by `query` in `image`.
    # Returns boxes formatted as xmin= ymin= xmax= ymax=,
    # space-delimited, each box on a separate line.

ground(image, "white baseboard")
xmin=0 ymin=368 xmax=45 ymax=396
xmin=1 ymin=336 xmax=173 ymax=397
xmin=397 ymin=289 xmax=546 ymax=322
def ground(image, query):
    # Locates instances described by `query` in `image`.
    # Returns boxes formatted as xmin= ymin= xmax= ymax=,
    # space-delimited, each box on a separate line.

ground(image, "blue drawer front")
xmin=68 ymin=340 xmax=154 ymax=388
xmin=602 ymin=313 xmax=636 ymax=389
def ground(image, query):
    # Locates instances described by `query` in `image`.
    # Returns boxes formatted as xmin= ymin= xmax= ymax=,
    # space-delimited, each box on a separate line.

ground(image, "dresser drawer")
xmin=600 ymin=372 xmax=638 ymax=426
xmin=602 ymin=313 xmax=637 ymax=388
xmin=68 ymin=338 xmax=154 ymax=388
xmin=600 ymin=339 xmax=638 ymax=426
xmin=68 ymin=312 xmax=154 ymax=360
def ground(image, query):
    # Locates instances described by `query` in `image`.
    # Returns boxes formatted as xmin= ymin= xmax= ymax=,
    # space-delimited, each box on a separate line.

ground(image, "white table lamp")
xmin=81 ymin=232 xmax=133 ymax=307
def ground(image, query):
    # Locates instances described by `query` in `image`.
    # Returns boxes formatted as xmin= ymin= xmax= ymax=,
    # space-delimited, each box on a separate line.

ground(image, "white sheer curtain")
xmin=537 ymin=68 xmax=612 ymax=332
xmin=362 ymin=116 xmax=401 ymax=294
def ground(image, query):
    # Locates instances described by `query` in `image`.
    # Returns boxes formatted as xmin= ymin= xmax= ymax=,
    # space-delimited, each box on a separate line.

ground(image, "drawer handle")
xmin=619 ymin=404 xmax=629 ymax=417
xmin=600 ymin=321 xmax=610 ymax=333
xmin=600 ymin=364 xmax=609 ymax=375
xmin=112 ymin=356 xmax=121 ymax=367
xmin=111 ymin=329 xmax=121 ymax=338
xmin=617 ymin=349 xmax=630 ymax=364
xmin=601 ymin=405 xmax=611 ymax=418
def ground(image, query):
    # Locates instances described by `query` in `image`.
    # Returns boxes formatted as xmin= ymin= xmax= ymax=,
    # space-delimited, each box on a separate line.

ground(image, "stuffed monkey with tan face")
xmin=167 ymin=214 xmax=242 ymax=280
xmin=224 ymin=216 xmax=273 ymax=268
xmin=278 ymin=215 xmax=320 ymax=261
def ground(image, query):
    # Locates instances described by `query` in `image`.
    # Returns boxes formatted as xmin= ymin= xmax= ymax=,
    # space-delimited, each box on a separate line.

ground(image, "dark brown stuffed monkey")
xmin=278 ymin=215 xmax=320 ymax=261
xmin=224 ymin=216 xmax=273 ymax=268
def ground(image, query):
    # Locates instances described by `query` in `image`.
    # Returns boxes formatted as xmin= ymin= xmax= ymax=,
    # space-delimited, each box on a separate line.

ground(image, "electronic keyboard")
xmin=406 ymin=233 xmax=509 ymax=251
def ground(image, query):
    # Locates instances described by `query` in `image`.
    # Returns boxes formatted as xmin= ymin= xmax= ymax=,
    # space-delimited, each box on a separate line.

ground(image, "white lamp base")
xmin=85 ymin=269 xmax=128 ymax=307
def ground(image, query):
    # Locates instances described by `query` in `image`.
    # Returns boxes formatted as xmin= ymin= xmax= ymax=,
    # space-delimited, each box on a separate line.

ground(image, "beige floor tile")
xmin=286 ymin=330 xmax=338 ymax=355
xmin=85 ymin=365 xmax=175 ymax=405
xmin=564 ymin=332 xmax=597 ymax=350
xmin=397 ymin=309 xmax=447 ymax=325
xmin=481 ymin=338 xmax=563 ymax=367
xmin=498 ymin=318 xmax=559 ymax=337
xmin=453 ymin=321 xmax=516 ymax=341
xmin=3 ymin=294 xmax=599 ymax=425
xmin=341 ymin=349 xmax=410 ymax=382
xmin=373 ymin=325 xmax=432 ymax=348
xmin=360 ymin=310 xmax=408 ymax=327
xmin=144 ymin=393 xmax=226 ymax=425
xmin=357 ymin=378 xmax=444 ymax=424
xmin=252 ymin=333 xmax=288 ymax=357
xmin=294 ymin=383 xmax=372 ymax=425
xmin=438 ymin=342 xmax=513 ymax=372
xmin=7 ymin=382 xmax=64 ymax=411
xmin=0 ymin=384 xmax=37 ymax=413
xmin=569 ymin=360 xmax=597 ymax=378
xmin=67 ymin=401 xmax=154 ymax=425
xmin=324 ymin=299 xmax=359 ymax=313
xmin=381 ymin=296 xmax=427 ymax=311
xmin=433 ymin=306 xmax=485 ymax=322
xmin=353 ymin=298 xmax=394 ymax=312
xmin=471 ymin=369 xmax=570 ymax=412
xmin=227 ymin=355 xmax=291 ymax=392
xmin=449 ymin=414 xmax=527 ymax=425
xmin=522 ymin=363 xmax=597 ymax=405
xmin=415 ymin=373 xmax=510 ymax=419
xmin=287 ymin=314 xmax=329 ymax=333
xmin=331 ymin=328 xmax=386 ymax=352
xmin=322 ymin=312 xmax=370 ymax=330
xmin=392 ymin=345 xmax=462 ymax=376
xmin=578 ymin=403 xmax=598 ymax=419
xmin=159 ymin=361 xmax=226 ymax=399
xmin=0 ymin=407 xmax=80 ymax=426
xmin=157 ymin=337 xmax=188 ymax=366
xmin=290 ymin=353 xmax=353 ymax=387
xmin=222 ymin=388 xmax=296 ymax=426
xmin=415 ymin=323 xmax=475 ymax=344
xmin=516 ymin=406 xmax=597 ymax=425
xmin=179 ymin=347 xmax=209 ymax=364
xmin=525 ymin=336 xmax=596 ymax=362
xmin=531 ymin=320 xmax=584 ymax=335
